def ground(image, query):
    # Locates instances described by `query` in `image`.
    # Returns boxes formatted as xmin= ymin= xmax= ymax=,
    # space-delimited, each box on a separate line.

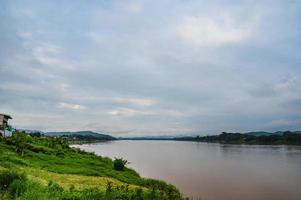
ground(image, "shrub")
xmin=55 ymin=149 xmax=65 ymax=158
xmin=134 ymin=188 xmax=143 ymax=200
xmin=106 ymin=181 xmax=113 ymax=193
xmin=0 ymin=171 xmax=21 ymax=190
xmin=81 ymin=187 xmax=104 ymax=200
xmin=17 ymin=181 xmax=47 ymax=200
xmin=8 ymin=173 xmax=28 ymax=198
xmin=11 ymin=132 xmax=28 ymax=156
xmin=113 ymin=158 xmax=128 ymax=171
xmin=47 ymin=180 xmax=64 ymax=194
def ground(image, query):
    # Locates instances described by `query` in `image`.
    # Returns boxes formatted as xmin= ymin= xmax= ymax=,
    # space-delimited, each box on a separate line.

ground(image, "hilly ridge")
xmin=45 ymin=131 xmax=116 ymax=140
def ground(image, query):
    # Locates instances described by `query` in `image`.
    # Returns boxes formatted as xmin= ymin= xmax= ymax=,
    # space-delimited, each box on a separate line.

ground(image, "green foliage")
xmin=0 ymin=171 xmax=183 ymax=200
xmin=113 ymin=157 xmax=128 ymax=171
xmin=0 ymin=171 xmax=21 ymax=190
xmin=177 ymin=131 xmax=301 ymax=145
xmin=0 ymin=171 xmax=27 ymax=199
xmin=134 ymin=187 xmax=143 ymax=200
xmin=8 ymin=175 xmax=28 ymax=198
xmin=0 ymin=131 xmax=184 ymax=199
xmin=11 ymin=132 xmax=28 ymax=156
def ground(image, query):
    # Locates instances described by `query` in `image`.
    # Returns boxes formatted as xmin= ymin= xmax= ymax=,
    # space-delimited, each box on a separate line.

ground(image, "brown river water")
xmin=73 ymin=140 xmax=301 ymax=200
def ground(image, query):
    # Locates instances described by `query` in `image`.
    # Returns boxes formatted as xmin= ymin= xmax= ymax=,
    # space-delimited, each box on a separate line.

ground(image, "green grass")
xmin=23 ymin=167 xmax=144 ymax=191
xmin=0 ymin=133 xmax=184 ymax=199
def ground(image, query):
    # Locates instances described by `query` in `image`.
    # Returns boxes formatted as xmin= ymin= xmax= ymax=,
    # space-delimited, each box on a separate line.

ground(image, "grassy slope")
xmin=0 ymin=136 xmax=182 ymax=198
xmin=23 ymin=167 xmax=143 ymax=191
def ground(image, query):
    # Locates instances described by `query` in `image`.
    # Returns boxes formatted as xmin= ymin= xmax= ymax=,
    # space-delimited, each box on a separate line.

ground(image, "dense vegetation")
xmin=37 ymin=131 xmax=116 ymax=143
xmin=0 ymin=131 xmax=184 ymax=200
xmin=175 ymin=131 xmax=301 ymax=145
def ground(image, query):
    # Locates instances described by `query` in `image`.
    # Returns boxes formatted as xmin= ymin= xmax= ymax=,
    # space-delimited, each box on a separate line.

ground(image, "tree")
xmin=11 ymin=132 xmax=28 ymax=156
xmin=113 ymin=158 xmax=128 ymax=171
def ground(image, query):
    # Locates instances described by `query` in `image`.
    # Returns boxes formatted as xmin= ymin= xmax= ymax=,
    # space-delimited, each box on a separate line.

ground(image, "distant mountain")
xmin=245 ymin=131 xmax=281 ymax=136
xmin=45 ymin=131 xmax=116 ymax=140
xmin=19 ymin=129 xmax=44 ymax=134
xmin=246 ymin=131 xmax=301 ymax=136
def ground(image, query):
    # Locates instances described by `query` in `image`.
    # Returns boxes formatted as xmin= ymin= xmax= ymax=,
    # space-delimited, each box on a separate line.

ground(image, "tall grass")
xmin=0 ymin=171 xmax=183 ymax=200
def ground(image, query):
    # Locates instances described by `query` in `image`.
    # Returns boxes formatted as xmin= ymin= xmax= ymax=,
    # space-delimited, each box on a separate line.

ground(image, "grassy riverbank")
xmin=0 ymin=131 xmax=183 ymax=200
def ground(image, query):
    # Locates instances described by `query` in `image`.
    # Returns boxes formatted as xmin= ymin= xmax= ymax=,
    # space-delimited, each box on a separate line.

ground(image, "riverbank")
xmin=0 ymin=131 xmax=184 ymax=200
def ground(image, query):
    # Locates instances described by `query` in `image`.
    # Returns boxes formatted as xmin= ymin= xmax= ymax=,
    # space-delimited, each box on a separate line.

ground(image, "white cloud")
xmin=107 ymin=107 xmax=157 ymax=117
xmin=176 ymin=15 xmax=251 ymax=46
xmin=108 ymin=108 xmax=139 ymax=117
xmin=157 ymin=109 xmax=186 ymax=117
xmin=58 ymin=102 xmax=86 ymax=110
xmin=114 ymin=97 xmax=157 ymax=106
xmin=30 ymin=43 xmax=63 ymax=65
xmin=24 ymin=42 xmax=75 ymax=69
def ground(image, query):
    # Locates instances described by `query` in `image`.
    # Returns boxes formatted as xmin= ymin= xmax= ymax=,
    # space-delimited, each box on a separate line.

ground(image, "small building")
xmin=0 ymin=113 xmax=12 ymax=137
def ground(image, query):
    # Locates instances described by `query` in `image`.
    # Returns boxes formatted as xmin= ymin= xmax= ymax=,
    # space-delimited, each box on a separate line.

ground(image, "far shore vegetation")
xmin=119 ymin=131 xmax=301 ymax=145
xmin=174 ymin=131 xmax=301 ymax=145
xmin=0 ymin=131 xmax=185 ymax=200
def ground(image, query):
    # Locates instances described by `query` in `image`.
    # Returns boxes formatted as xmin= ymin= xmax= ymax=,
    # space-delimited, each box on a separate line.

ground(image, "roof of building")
xmin=0 ymin=114 xmax=12 ymax=119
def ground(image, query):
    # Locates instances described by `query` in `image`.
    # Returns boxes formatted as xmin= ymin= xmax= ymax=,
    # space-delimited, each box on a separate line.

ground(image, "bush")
xmin=47 ymin=180 xmax=64 ymax=194
xmin=113 ymin=158 xmax=128 ymax=171
xmin=134 ymin=188 xmax=143 ymax=200
xmin=81 ymin=187 xmax=104 ymax=200
xmin=0 ymin=171 xmax=22 ymax=190
xmin=8 ymin=173 xmax=27 ymax=198
xmin=11 ymin=132 xmax=28 ymax=156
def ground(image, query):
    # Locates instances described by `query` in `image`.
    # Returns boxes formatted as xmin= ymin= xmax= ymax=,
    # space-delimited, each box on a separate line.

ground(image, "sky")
xmin=1 ymin=0 xmax=301 ymax=136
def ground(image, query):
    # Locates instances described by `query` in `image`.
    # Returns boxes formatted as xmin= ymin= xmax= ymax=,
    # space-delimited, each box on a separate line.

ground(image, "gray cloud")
xmin=1 ymin=0 xmax=301 ymax=136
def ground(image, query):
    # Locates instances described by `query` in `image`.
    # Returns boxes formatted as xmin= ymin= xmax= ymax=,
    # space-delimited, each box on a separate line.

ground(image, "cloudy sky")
xmin=1 ymin=0 xmax=301 ymax=136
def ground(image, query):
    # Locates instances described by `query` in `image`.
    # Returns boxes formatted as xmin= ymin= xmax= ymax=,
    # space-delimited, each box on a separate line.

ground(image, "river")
xmin=73 ymin=140 xmax=301 ymax=200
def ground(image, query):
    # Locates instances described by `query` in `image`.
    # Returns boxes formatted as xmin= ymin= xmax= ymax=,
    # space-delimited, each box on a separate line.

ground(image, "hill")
xmin=246 ymin=131 xmax=301 ymax=136
xmin=45 ymin=131 xmax=116 ymax=141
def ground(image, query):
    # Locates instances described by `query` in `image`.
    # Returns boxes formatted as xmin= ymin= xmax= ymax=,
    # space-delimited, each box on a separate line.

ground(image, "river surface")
xmin=73 ymin=140 xmax=301 ymax=200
